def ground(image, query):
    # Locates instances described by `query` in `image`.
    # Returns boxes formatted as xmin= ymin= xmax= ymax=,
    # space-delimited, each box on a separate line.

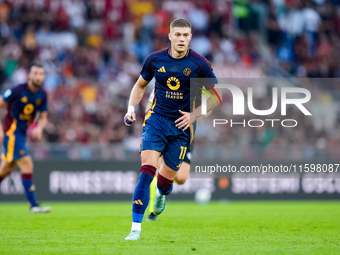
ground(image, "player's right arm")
xmin=0 ymin=97 xmax=7 ymax=143
xmin=124 ymin=75 xmax=150 ymax=126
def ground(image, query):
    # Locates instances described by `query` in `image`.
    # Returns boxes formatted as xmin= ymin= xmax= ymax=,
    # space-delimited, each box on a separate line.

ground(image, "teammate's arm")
xmin=175 ymin=88 xmax=222 ymax=131
xmin=0 ymin=97 xmax=7 ymax=143
xmin=124 ymin=75 xmax=150 ymax=126
xmin=31 ymin=111 xmax=47 ymax=141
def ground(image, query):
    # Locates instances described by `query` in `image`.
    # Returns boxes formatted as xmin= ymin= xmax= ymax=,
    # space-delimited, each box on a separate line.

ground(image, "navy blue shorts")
xmin=140 ymin=111 xmax=190 ymax=171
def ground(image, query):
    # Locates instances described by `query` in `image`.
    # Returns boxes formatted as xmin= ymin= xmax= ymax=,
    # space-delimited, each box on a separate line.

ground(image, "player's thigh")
xmin=0 ymin=159 xmax=17 ymax=176
xmin=16 ymin=155 xmax=34 ymax=174
xmin=141 ymin=150 xmax=162 ymax=168
xmin=175 ymin=162 xmax=190 ymax=184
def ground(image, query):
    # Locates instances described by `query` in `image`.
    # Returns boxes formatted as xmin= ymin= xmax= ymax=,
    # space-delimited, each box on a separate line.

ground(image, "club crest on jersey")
xmin=36 ymin=99 xmax=41 ymax=105
xmin=21 ymin=96 xmax=28 ymax=103
xmin=167 ymin=77 xmax=180 ymax=90
xmin=183 ymin=68 xmax=191 ymax=76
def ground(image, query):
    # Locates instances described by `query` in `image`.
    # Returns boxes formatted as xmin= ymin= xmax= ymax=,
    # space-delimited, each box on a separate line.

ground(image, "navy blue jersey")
xmin=140 ymin=48 xmax=217 ymax=119
xmin=2 ymin=83 xmax=48 ymax=135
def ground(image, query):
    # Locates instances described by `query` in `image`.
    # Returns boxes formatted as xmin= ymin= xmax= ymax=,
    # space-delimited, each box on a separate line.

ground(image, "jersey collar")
xmin=167 ymin=47 xmax=190 ymax=60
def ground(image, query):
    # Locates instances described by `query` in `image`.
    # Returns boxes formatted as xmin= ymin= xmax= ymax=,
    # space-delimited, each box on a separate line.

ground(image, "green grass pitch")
xmin=0 ymin=201 xmax=339 ymax=254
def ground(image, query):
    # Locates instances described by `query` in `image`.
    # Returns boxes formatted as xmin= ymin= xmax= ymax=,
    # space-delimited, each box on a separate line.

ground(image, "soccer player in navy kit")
xmin=124 ymin=19 xmax=221 ymax=240
xmin=0 ymin=62 xmax=51 ymax=213
xmin=145 ymin=89 xmax=192 ymax=221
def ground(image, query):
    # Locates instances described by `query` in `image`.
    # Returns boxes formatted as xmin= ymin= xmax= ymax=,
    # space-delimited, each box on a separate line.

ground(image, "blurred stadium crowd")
xmin=0 ymin=0 xmax=339 ymax=160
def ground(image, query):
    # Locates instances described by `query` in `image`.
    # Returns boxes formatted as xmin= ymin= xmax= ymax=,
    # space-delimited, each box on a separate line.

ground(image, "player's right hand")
xmin=124 ymin=112 xmax=136 ymax=126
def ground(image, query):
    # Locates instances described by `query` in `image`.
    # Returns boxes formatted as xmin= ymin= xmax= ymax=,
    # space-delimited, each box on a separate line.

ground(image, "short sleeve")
xmin=140 ymin=56 xmax=154 ymax=81
xmin=201 ymin=61 xmax=218 ymax=88
xmin=2 ymin=86 xmax=21 ymax=103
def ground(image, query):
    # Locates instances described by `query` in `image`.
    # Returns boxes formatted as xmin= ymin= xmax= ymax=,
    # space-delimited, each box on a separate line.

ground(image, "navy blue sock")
xmin=132 ymin=165 xmax=156 ymax=223
xmin=22 ymin=174 xmax=38 ymax=207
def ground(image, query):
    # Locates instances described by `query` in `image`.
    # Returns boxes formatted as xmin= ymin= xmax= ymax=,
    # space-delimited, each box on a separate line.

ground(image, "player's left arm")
xmin=175 ymin=88 xmax=222 ymax=130
xmin=31 ymin=111 xmax=47 ymax=141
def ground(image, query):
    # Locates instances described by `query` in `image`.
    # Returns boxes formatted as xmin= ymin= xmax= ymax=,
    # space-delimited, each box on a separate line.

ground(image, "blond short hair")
xmin=170 ymin=18 xmax=192 ymax=31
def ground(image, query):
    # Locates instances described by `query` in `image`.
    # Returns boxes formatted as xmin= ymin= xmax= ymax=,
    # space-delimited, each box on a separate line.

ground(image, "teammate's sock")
xmin=21 ymin=173 xmax=38 ymax=207
xmin=157 ymin=173 xmax=173 ymax=195
xmin=132 ymin=165 xmax=156 ymax=224
xmin=148 ymin=176 xmax=157 ymax=214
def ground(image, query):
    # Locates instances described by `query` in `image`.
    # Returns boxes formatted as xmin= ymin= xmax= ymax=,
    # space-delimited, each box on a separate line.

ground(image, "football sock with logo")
xmin=148 ymin=176 xmax=157 ymax=214
xmin=131 ymin=165 xmax=156 ymax=230
xmin=157 ymin=173 xmax=173 ymax=195
xmin=21 ymin=173 xmax=38 ymax=207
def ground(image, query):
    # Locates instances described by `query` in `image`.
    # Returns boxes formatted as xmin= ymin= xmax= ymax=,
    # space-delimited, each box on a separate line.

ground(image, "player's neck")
xmin=170 ymin=47 xmax=188 ymax=59
xmin=27 ymin=81 xmax=39 ymax=93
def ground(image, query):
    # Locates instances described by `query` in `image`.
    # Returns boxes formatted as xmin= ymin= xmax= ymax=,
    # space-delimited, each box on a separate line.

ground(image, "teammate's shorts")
xmin=2 ymin=132 xmax=29 ymax=163
xmin=141 ymin=111 xmax=190 ymax=171
xmin=183 ymin=143 xmax=193 ymax=164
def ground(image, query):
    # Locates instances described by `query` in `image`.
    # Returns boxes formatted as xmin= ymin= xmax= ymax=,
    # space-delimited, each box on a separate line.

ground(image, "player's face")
xmin=28 ymin=66 xmax=45 ymax=88
xmin=169 ymin=27 xmax=192 ymax=53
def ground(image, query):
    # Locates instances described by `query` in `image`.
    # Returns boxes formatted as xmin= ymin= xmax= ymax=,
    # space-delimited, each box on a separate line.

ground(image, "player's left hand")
xmin=31 ymin=127 xmax=43 ymax=141
xmin=175 ymin=110 xmax=191 ymax=131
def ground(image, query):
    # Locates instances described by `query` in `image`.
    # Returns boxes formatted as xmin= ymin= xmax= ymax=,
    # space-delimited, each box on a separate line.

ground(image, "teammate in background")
xmin=0 ymin=61 xmax=51 ymax=213
xmin=145 ymin=90 xmax=191 ymax=221
xmin=124 ymin=18 xmax=221 ymax=240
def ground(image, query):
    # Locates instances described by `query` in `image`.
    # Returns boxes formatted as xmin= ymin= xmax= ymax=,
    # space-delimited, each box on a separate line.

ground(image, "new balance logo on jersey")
xmin=133 ymin=199 xmax=143 ymax=205
xmin=158 ymin=66 xmax=166 ymax=72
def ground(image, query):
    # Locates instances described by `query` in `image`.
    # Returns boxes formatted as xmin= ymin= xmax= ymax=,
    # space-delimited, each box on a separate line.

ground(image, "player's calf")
xmin=125 ymin=164 xmax=157 ymax=240
xmin=21 ymin=173 xmax=39 ymax=207
xmin=157 ymin=172 xmax=173 ymax=195
xmin=153 ymin=173 xmax=174 ymax=215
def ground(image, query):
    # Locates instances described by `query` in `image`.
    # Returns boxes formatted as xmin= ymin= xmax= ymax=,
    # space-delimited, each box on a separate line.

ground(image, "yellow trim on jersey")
xmin=143 ymin=98 xmax=156 ymax=126
xmin=151 ymin=99 xmax=156 ymax=110
xmin=143 ymin=110 xmax=154 ymax=127
xmin=5 ymin=120 xmax=17 ymax=162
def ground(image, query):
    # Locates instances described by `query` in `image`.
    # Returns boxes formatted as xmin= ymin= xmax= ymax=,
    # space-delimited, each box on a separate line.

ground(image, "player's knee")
xmin=175 ymin=177 xmax=186 ymax=185
xmin=0 ymin=162 xmax=15 ymax=176
xmin=22 ymin=162 xmax=34 ymax=174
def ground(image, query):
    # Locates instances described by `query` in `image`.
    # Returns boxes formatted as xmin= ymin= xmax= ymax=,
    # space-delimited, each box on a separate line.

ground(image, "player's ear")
xmin=168 ymin=32 xmax=171 ymax=41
